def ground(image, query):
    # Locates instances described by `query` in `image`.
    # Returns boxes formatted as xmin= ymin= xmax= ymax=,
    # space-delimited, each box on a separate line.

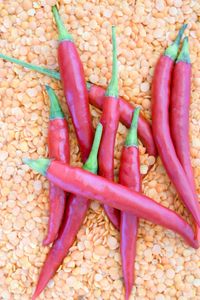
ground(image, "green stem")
xmin=0 ymin=54 xmax=93 ymax=91
xmin=52 ymin=6 xmax=73 ymax=42
xmin=86 ymin=81 xmax=92 ymax=91
xmin=0 ymin=53 xmax=61 ymax=80
xmin=83 ymin=123 xmax=103 ymax=174
xmin=176 ymin=36 xmax=190 ymax=64
xmin=164 ymin=24 xmax=187 ymax=61
xmin=125 ymin=107 xmax=140 ymax=147
xmin=23 ymin=158 xmax=50 ymax=176
xmin=105 ymin=26 xmax=118 ymax=98
xmin=46 ymin=85 xmax=65 ymax=120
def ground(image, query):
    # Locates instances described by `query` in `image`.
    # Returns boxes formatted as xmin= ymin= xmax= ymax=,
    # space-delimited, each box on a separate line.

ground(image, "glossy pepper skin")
xmin=152 ymin=26 xmax=200 ymax=227
xmin=119 ymin=108 xmax=141 ymax=300
xmin=52 ymin=6 xmax=93 ymax=162
xmin=98 ymin=26 xmax=120 ymax=229
xmin=0 ymin=53 xmax=157 ymax=158
xmin=99 ymin=97 xmax=120 ymax=229
xmin=44 ymin=86 xmax=70 ymax=246
xmin=170 ymin=37 xmax=196 ymax=196
xmin=24 ymin=158 xmax=199 ymax=249
xmin=31 ymin=124 xmax=103 ymax=300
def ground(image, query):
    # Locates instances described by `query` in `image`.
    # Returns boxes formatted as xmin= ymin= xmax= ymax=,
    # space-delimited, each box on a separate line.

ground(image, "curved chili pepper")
xmin=0 ymin=53 xmax=157 ymax=157
xmin=43 ymin=86 xmax=70 ymax=246
xmin=23 ymin=158 xmax=199 ymax=249
xmin=152 ymin=25 xmax=200 ymax=227
xmin=52 ymin=6 xmax=93 ymax=162
xmin=98 ymin=26 xmax=120 ymax=229
xmin=30 ymin=124 xmax=103 ymax=300
xmin=170 ymin=37 xmax=196 ymax=195
xmin=119 ymin=107 xmax=141 ymax=300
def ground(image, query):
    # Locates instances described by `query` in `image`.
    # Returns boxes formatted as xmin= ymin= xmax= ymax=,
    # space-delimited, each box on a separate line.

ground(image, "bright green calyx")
xmin=52 ymin=6 xmax=73 ymax=42
xmin=46 ymin=85 xmax=65 ymax=120
xmin=125 ymin=107 xmax=140 ymax=147
xmin=23 ymin=158 xmax=50 ymax=176
xmin=86 ymin=81 xmax=92 ymax=91
xmin=176 ymin=36 xmax=190 ymax=64
xmin=164 ymin=24 xmax=187 ymax=61
xmin=83 ymin=123 xmax=103 ymax=174
xmin=105 ymin=26 xmax=118 ymax=98
xmin=0 ymin=53 xmax=61 ymax=80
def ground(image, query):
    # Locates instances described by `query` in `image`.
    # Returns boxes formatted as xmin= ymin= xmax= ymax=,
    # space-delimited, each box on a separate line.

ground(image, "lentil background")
xmin=0 ymin=0 xmax=200 ymax=299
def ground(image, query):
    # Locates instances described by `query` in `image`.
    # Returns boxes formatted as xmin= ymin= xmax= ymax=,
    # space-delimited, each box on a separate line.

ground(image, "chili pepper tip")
xmin=52 ymin=5 xmax=73 ymax=42
xmin=83 ymin=123 xmax=103 ymax=174
xmin=45 ymin=85 xmax=65 ymax=120
xmin=176 ymin=36 xmax=190 ymax=64
xmin=105 ymin=25 xmax=118 ymax=98
xmin=164 ymin=24 xmax=187 ymax=61
xmin=125 ymin=107 xmax=140 ymax=147
xmin=23 ymin=158 xmax=50 ymax=176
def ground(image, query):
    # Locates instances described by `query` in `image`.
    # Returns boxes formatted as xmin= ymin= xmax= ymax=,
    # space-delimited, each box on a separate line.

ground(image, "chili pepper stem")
xmin=0 ymin=53 xmax=93 ymax=92
xmin=52 ymin=5 xmax=73 ymax=42
xmin=164 ymin=24 xmax=187 ymax=60
xmin=46 ymin=85 xmax=65 ymax=120
xmin=105 ymin=26 xmax=118 ymax=98
xmin=125 ymin=107 xmax=140 ymax=147
xmin=83 ymin=123 xmax=103 ymax=174
xmin=176 ymin=36 xmax=190 ymax=63
xmin=0 ymin=53 xmax=60 ymax=80
xmin=86 ymin=81 xmax=92 ymax=91
xmin=23 ymin=158 xmax=50 ymax=176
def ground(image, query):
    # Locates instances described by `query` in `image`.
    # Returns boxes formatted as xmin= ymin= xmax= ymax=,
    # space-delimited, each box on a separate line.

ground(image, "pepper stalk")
xmin=125 ymin=107 xmax=140 ymax=147
xmin=176 ymin=36 xmax=190 ymax=64
xmin=46 ymin=85 xmax=65 ymax=120
xmin=105 ymin=26 xmax=118 ymax=98
xmin=52 ymin=5 xmax=73 ymax=42
xmin=164 ymin=24 xmax=187 ymax=61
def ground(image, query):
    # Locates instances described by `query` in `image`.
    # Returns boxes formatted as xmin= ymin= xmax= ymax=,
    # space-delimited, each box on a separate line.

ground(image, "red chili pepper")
xmin=152 ymin=25 xmax=200 ymax=227
xmin=0 ymin=53 xmax=157 ymax=157
xmin=98 ymin=26 xmax=120 ymax=229
xmin=23 ymin=158 xmax=199 ymax=249
xmin=43 ymin=86 xmax=70 ymax=246
xmin=30 ymin=123 xmax=103 ymax=300
xmin=87 ymin=82 xmax=156 ymax=156
xmin=52 ymin=6 xmax=93 ymax=162
xmin=170 ymin=37 xmax=196 ymax=195
xmin=119 ymin=107 xmax=141 ymax=300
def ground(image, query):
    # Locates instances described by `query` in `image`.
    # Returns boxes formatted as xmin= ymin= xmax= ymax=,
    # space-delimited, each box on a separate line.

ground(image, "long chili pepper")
xmin=119 ymin=107 xmax=141 ymax=300
xmin=152 ymin=25 xmax=200 ymax=227
xmin=0 ymin=53 xmax=156 ymax=157
xmin=23 ymin=158 xmax=199 ymax=249
xmin=31 ymin=123 xmax=103 ymax=300
xmin=170 ymin=37 xmax=196 ymax=196
xmin=98 ymin=26 xmax=120 ymax=229
xmin=43 ymin=86 xmax=70 ymax=246
xmin=52 ymin=6 xmax=93 ymax=162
